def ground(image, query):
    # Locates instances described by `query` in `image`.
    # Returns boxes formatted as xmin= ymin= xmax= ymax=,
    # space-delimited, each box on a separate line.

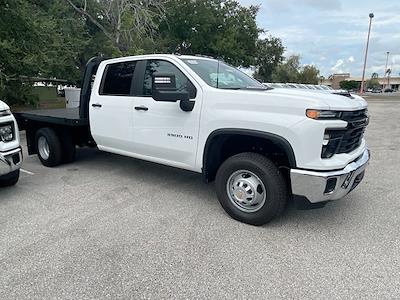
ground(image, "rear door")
xmin=89 ymin=60 xmax=137 ymax=152
xmin=130 ymin=59 xmax=202 ymax=170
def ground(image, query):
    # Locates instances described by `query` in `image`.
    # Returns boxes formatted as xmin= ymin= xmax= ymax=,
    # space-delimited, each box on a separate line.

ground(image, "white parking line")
xmin=20 ymin=169 xmax=35 ymax=175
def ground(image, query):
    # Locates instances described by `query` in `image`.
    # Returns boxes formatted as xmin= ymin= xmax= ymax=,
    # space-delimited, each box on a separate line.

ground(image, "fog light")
xmin=342 ymin=171 xmax=354 ymax=189
xmin=323 ymin=133 xmax=330 ymax=146
xmin=324 ymin=177 xmax=337 ymax=194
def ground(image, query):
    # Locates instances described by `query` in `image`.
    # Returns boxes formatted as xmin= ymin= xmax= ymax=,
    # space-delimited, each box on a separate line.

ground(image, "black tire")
xmin=35 ymin=128 xmax=62 ymax=167
xmin=215 ymin=152 xmax=287 ymax=226
xmin=60 ymin=133 xmax=76 ymax=164
xmin=0 ymin=169 xmax=20 ymax=187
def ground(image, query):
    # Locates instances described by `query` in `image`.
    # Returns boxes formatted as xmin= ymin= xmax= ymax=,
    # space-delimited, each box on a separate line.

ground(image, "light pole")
xmin=384 ymin=51 xmax=390 ymax=89
xmin=360 ymin=13 xmax=374 ymax=94
xmin=384 ymin=51 xmax=389 ymax=75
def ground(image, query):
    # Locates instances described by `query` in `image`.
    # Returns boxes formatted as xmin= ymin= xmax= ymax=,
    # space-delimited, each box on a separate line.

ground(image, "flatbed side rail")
xmin=14 ymin=112 xmax=88 ymax=129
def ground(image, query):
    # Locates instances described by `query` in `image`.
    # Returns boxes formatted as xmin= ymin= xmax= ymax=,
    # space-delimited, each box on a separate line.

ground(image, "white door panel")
xmin=89 ymin=60 xmax=137 ymax=151
xmin=132 ymin=97 xmax=200 ymax=166
xmin=131 ymin=59 xmax=202 ymax=168
xmin=89 ymin=96 xmax=134 ymax=152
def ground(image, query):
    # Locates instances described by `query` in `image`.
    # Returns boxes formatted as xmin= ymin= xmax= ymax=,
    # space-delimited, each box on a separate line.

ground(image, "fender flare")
xmin=202 ymin=128 xmax=297 ymax=181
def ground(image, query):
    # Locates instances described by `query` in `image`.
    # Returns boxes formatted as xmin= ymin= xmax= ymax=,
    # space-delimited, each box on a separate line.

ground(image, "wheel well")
xmin=203 ymin=130 xmax=296 ymax=182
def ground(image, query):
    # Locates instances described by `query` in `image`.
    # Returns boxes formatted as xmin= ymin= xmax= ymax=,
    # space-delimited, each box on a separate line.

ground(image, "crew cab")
xmin=15 ymin=55 xmax=370 ymax=225
xmin=0 ymin=100 xmax=22 ymax=187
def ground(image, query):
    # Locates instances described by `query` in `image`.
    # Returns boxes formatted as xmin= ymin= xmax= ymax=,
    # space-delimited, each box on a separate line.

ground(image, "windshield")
xmin=181 ymin=58 xmax=267 ymax=90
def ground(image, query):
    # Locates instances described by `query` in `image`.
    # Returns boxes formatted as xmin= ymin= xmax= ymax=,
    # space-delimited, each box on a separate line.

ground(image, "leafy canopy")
xmin=340 ymin=80 xmax=360 ymax=91
xmin=0 ymin=0 xmax=321 ymax=105
xmin=268 ymin=55 xmax=320 ymax=84
xmin=159 ymin=0 xmax=260 ymax=67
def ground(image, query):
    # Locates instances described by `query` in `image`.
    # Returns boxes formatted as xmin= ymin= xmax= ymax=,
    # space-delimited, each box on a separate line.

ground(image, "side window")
xmin=142 ymin=60 xmax=196 ymax=98
xmin=100 ymin=61 xmax=136 ymax=95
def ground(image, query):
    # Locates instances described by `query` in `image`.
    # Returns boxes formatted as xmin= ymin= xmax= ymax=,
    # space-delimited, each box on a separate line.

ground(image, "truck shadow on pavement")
xmin=2 ymin=146 xmax=363 ymax=229
xmin=69 ymin=147 xmax=363 ymax=228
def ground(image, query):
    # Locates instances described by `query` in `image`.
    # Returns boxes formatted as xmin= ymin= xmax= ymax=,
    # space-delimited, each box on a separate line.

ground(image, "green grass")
xmin=12 ymin=86 xmax=66 ymax=111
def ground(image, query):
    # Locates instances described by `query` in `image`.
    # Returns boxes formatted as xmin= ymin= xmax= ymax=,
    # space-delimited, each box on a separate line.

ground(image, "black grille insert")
xmin=338 ymin=109 xmax=368 ymax=154
xmin=322 ymin=109 xmax=368 ymax=158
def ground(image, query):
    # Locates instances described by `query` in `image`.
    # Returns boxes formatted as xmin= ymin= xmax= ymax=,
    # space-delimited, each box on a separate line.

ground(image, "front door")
xmin=131 ymin=59 xmax=202 ymax=170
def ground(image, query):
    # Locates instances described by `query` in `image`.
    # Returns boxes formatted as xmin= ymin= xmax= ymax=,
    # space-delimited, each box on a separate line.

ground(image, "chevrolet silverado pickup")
xmin=15 ymin=55 xmax=370 ymax=225
xmin=0 ymin=100 xmax=22 ymax=186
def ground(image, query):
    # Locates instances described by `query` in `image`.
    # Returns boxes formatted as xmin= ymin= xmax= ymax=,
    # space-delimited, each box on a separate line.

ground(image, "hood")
xmin=269 ymin=88 xmax=367 ymax=111
xmin=0 ymin=100 xmax=10 ymax=111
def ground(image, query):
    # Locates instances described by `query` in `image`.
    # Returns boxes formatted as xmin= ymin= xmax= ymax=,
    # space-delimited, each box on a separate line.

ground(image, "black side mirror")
xmin=151 ymin=73 xmax=195 ymax=111
xmin=152 ymin=73 xmax=188 ymax=102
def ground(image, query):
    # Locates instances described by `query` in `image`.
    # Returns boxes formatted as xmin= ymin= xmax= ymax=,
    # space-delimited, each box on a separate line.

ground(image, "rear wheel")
xmin=215 ymin=152 xmax=287 ymax=226
xmin=36 ymin=128 xmax=62 ymax=167
xmin=0 ymin=169 xmax=20 ymax=187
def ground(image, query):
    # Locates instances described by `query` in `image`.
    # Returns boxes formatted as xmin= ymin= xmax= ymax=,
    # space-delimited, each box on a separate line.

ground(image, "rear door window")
xmin=100 ymin=61 xmax=137 ymax=96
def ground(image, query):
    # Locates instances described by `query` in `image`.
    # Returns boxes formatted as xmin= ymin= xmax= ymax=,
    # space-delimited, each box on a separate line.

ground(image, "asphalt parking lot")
xmin=1 ymin=94 xmax=400 ymax=299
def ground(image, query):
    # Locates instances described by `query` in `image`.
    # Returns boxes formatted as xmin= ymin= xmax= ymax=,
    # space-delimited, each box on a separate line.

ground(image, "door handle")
xmin=92 ymin=103 xmax=102 ymax=108
xmin=134 ymin=106 xmax=148 ymax=111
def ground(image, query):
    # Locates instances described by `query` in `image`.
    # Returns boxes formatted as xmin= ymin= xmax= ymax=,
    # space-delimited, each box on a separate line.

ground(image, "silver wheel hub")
xmin=38 ymin=136 xmax=50 ymax=160
xmin=226 ymin=170 xmax=266 ymax=213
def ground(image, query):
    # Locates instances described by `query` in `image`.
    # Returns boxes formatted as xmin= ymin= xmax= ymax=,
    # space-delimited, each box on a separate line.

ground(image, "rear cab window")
xmin=99 ymin=61 xmax=137 ymax=96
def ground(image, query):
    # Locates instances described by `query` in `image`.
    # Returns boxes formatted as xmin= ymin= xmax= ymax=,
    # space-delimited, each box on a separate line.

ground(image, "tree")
xmin=158 ymin=0 xmax=260 ymax=67
xmin=298 ymin=65 xmax=320 ymax=84
xmin=253 ymin=36 xmax=284 ymax=82
xmin=1 ymin=0 xmax=285 ymax=106
xmin=0 ymin=0 xmax=44 ymax=105
xmin=366 ymin=78 xmax=380 ymax=89
xmin=371 ymin=72 xmax=379 ymax=79
xmin=64 ymin=0 xmax=165 ymax=53
xmin=0 ymin=0 xmax=118 ymax=105
xmin=339 ymin=80 xmax=359 ymax=91
xmin=271 ymin=55 xmax=300 ymax=83
xmin=268 ymin=55 xmax=321 ymax=84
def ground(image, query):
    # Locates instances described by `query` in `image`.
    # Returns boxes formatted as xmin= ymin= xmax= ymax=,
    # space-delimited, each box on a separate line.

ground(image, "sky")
xmin=238 ymin=0 xmax=400 ymax=78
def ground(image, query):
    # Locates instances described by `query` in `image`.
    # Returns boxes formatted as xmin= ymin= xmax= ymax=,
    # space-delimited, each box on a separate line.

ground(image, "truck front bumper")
xmin=0 ymin=147 xmax=22 ymax=177
xmin=290 ymin=149 xmax=370 ymax=203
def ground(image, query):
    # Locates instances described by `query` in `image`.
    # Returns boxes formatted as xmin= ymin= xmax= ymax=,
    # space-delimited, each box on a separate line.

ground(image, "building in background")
xmin=321 ymin=73 xmax=400 ymax=90
xmin=321 ymin=73 xmax=351 ymax=89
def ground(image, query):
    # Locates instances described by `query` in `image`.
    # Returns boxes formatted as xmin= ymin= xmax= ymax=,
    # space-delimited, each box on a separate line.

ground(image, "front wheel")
xmin=0 ymin=169 xmax=20 ymax=187
xmin=215 ymin=152 xmax=288 ymax=226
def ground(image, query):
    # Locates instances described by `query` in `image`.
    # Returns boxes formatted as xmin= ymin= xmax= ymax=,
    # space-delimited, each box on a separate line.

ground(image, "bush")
xmin=0 ymin=81 xmax=38 ymax=107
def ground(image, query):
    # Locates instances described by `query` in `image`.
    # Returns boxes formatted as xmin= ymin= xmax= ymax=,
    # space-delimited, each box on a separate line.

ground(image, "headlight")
xmin=0 ymin=124 xmax=14 ymax=142
xmin=0 ymin=109 xmax=11 ymax=117
xmin=306 ymin=109 xmax=342 ymax=120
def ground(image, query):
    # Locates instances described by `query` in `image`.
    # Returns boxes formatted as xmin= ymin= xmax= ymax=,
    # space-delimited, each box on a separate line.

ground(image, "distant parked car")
xmin=285 ymin=83 xmax=298 ymax=88
xmin=384 ymin=88 xmax=394 ymax=93
xmin=320 ymin=85 xmax=333 ymax=91
xmin=314 ymin=85 xmax=326 ymax=91
xmin=263 ymin=83 xmax=287 ymax=88
xmin=306 ymin=84 xmax=319 ymax=90
xmin=372 ymin=88 xmax=382 ymax=93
